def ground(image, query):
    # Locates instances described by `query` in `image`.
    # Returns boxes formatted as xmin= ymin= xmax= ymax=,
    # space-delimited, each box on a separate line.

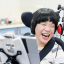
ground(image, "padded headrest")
xmin=21 ymin=12 xmax=33 ymax=27
xmin=55 ymin=11 xmax=60 ymax=19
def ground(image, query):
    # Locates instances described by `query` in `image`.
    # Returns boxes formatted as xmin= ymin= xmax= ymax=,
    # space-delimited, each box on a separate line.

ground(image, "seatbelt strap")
xmin=39 ymin=38 xmax=55 ymax=61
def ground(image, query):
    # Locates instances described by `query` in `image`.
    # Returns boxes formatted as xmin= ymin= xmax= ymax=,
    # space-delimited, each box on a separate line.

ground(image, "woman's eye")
xmin=51 ymin=24 xmax=55 ymax=27
xmin=40 ymin=23 xmax=46 ymax=26
xmin=42 ymin=24 xmax=46 ymax=25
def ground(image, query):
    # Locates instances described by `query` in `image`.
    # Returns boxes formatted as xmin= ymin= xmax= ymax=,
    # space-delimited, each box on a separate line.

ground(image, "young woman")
xmin=30 ymin=8 xmax=64 ymax=64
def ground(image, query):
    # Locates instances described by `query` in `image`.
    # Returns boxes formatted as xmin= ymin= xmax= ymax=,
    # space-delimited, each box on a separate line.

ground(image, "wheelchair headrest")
xmin=21 ymin=12 xmax=33 ymax=27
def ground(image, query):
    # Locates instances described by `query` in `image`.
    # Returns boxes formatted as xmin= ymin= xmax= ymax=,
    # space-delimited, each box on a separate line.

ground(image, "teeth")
xmin=44 ymin=34 xmax=49 ymax=35
xmin=42 ymin=34 xmax=50 ymax=37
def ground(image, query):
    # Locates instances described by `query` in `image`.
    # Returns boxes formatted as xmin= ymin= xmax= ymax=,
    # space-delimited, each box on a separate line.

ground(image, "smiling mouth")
xmin=41 ymin=34 xmax=50 ymax=37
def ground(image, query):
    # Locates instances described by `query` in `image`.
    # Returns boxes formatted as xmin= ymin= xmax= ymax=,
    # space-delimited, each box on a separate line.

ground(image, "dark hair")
xmin=31 ymin=8 xmax=59 ymax=34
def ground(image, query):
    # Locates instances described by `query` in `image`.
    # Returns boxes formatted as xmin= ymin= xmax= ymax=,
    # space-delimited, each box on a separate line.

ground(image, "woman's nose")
xmin=45 ymin=25 xmax=51 ymax=31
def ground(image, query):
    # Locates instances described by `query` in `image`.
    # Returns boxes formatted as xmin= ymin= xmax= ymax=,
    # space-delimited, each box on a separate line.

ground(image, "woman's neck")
xmin=37 ymin=39 xmax=45 ymax=47
xmin=37 ymin=41 xmax=45 ymax=50
xmin=38 ymin=46 xmax=44 ymax=50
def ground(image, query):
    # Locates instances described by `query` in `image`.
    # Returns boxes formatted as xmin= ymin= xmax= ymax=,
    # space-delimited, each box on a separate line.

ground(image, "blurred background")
xmin=0 ymin=0 xmax=64 ymax=38
xmin=0 ymin=0 xmax=64 ymax=24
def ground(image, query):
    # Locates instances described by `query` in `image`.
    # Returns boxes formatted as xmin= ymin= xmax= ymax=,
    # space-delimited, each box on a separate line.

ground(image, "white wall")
xmin=20 ymin=0 xmax=64 ymax=22
xmin=0 ymin=0 xmax=64 ymax=23
xmin=20 ymin=0 xmax=64 ymax=12
xmin=0 ymin=0 xmax=21 ymax=23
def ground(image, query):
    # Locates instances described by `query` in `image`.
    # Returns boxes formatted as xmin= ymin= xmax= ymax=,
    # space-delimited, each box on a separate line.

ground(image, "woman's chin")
xmin=41 ymin=37 xmax=51 ymax=44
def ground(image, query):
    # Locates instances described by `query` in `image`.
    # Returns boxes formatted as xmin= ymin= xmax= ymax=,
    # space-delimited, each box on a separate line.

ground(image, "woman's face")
xmin=35 ymin=21 xmax=55 ymax=47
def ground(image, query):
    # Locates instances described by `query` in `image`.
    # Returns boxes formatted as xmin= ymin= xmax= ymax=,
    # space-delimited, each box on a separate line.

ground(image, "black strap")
xmin=53 ymin=37 xmax=64 ymax=51
xmin=39 ymin=38 xmax=55 ymax=61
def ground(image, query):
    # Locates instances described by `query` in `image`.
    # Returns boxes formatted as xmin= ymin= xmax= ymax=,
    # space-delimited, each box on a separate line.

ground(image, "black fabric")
xmin=21 ymin=12 xmax=33 ymax=27
xmin=22 ymin=32 xmax=35 ymax=37
xmin=39 ymin=37 xmax=55 ymax=61
xmin=53 ymin=37 xmax=64 ymax=51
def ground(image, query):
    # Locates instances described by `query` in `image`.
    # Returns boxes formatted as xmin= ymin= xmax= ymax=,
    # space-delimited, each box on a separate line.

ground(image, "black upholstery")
xmin=21 ymin=12 xmax=33 ymax=27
